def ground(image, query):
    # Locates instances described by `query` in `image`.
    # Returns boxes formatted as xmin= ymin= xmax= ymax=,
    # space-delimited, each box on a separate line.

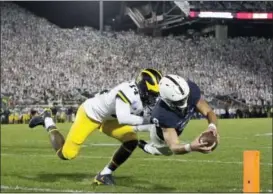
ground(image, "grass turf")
xmin=1 ymin=118 xmax=272 ymax=192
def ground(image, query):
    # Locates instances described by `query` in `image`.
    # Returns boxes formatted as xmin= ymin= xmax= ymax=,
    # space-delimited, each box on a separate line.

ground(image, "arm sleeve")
xmin=115 ymin=98 xmax=144 ymax=125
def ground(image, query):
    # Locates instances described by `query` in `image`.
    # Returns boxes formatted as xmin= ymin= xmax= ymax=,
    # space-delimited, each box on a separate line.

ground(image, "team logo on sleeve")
xmin=152 ymin=118 xmax=159 ymax=127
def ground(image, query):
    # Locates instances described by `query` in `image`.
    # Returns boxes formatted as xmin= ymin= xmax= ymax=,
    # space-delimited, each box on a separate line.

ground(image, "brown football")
xmin=199 ymin=131 xmax=217 ymax=149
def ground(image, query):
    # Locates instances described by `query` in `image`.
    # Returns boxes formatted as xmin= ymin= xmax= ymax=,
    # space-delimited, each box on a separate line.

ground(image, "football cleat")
xmin=138 ymin=140 xmax=150 ymax=154
xmin=93 ymin=173 xmax=115 ymax=185
xmin=28 ymin=110 xmax=51 ymax=128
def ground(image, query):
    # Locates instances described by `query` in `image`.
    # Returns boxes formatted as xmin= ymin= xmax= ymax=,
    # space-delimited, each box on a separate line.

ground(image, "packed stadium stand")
xmin=1 ymin=2 xmax=272 ymax=123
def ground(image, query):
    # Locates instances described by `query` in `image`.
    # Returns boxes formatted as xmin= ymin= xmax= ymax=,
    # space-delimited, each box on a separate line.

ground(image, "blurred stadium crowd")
xmin=1 ymin=3 xmax=272 ymax=123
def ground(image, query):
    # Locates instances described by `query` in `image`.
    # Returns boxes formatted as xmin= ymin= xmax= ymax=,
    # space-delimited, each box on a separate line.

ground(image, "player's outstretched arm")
xmin=196 ymin=98 xmax=218 ymax=127
xmin=115 ymin=98 xmax=146 ymax=125
xmin=162 ymin=128 xmax=210 ymax=155
xmin=196 ymin=98 xmax=219 ymax=142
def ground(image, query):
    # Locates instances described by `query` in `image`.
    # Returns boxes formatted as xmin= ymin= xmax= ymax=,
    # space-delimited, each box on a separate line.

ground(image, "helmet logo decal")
xmin=146 ymin=81 xmax=159 ymax=92
xmin=143 ymin=70 xmax=158 ymax=86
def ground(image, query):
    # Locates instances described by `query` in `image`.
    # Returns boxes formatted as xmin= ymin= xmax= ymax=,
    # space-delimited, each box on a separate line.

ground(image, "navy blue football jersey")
xmin=151 ymin=80 xmax=201 ymax=140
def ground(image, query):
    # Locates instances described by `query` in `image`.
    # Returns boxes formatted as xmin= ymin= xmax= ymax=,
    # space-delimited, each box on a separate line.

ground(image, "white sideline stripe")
xmin=1 ymin=153 xmax=272 ymax=166
xmin=1 ymin=185 xmax=85 ymax=193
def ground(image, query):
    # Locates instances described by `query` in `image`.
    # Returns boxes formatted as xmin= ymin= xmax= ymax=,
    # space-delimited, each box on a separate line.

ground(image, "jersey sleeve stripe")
xmin=117 ymin=91 xmax=132 ymax=105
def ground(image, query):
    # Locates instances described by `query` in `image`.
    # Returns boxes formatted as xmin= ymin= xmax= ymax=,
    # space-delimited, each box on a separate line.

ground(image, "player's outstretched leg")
xmin=94 ymin=139 xmax=138 ymax=185
xmin=30 ymin=105 xmax=100 ymax=161
xmin=29 ymin=110 xmax=67 ymax=160
xmin=93 ymin=121 xmax=139 ymax=185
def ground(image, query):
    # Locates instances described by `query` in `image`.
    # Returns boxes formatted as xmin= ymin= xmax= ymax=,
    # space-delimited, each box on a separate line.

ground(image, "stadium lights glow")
xmin=189 ymin=11 xmax=273 ymax=20
xmin=198 ymin=11 xmax=233 ymax=19
xmin=236 ymin=12 xmax=273 ymax=19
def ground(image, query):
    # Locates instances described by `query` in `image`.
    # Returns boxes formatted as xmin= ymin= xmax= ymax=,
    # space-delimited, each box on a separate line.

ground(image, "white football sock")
xmin=44 ymin=117 xmax=56 ymax=129
xmin=100 ymin=166 xmax=112 ymax=175
xmin=133 ymin=124 xmax=154 ymax=132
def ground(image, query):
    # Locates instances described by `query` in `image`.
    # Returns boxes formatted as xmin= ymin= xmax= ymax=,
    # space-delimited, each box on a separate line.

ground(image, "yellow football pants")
xmin=100 ymin=119 xmax=137 ymax=143
xmin=62 ymin=105 xmax=137 ymax=160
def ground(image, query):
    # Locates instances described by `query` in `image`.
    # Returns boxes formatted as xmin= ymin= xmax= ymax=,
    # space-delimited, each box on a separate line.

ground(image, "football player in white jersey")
xmin=29 ymin=68 xmax=162 ymax=185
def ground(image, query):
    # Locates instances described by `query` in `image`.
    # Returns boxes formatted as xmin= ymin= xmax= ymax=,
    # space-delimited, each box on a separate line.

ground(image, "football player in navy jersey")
xmin=137 ymin=74 xmax=219 ymax=155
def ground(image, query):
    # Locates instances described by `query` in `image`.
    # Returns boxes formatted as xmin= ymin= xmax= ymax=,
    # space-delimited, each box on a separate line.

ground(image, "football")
xmin=199 ymin=131 xmax=217 ymax=148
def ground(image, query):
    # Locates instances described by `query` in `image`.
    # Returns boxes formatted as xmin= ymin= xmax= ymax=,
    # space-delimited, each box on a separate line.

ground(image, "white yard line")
xmin=219 ymin=146 xmax=272 ymax=149
xmin=230 ymin=188 xmax=272 ymax=193
xmin=85 ymin=143 xmax=272 ymax=149
xmin=2 ymin=142 xmax=272 ymax=150
xmin=1 ymin=185 xmax=86 ymax=193
xmin=1 ymin=185 xmax=272 ymax=193
xmin=222 ymin=133 xmax=272 ymax=139
xmin=82 ymin=143 xmax=120 ymax=147
xmin=255 ymin=133 xmax=272 ymax=137
xmin=221 ymin=137 xmax=249 ymax=140
xmin=142 ymin=157 xmax=273 ymax=166
xmin=1 ymin=153 xmax=272 ymax=166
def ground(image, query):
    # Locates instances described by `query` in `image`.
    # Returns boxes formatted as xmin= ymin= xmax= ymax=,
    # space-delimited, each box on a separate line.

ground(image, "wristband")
xmin=184 ymin=144 xmax=192 ymax=152
xmin=208 ymin=123 xmax=217 ymax=130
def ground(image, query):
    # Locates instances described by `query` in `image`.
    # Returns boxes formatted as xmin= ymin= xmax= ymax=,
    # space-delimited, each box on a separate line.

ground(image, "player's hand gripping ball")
xmin=199 ymin=131 xmax=218 ymax=151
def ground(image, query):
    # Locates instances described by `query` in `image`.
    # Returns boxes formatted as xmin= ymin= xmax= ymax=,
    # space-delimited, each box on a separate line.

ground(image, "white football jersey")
xmin=83 ymin=81 xmax=144 ymax=122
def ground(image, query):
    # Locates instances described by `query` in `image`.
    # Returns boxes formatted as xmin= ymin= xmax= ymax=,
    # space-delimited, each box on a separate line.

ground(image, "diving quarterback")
xmin=137 ymin=74 xmax=219 ymax=156
xmin=29 ymin=68 xmax=162 ymax=185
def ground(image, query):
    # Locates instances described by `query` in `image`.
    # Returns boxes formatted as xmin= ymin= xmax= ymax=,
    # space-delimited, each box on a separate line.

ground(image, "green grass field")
xmin=1 ymin=119 xmax=272 ymax=193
